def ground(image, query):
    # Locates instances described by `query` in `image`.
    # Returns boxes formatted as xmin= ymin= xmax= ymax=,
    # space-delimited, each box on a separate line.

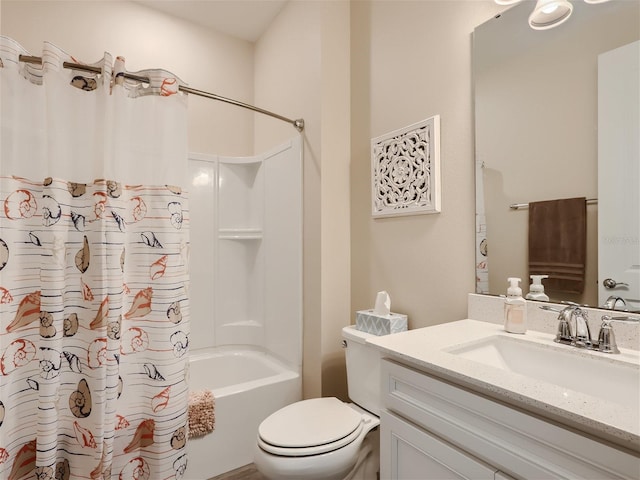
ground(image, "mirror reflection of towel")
xmin=528 ymin=197 xmax=587 ymax=294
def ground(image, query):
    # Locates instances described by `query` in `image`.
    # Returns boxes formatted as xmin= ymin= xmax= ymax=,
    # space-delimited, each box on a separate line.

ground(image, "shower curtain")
xmin=0 ymin=37 xmax=190 ymax=480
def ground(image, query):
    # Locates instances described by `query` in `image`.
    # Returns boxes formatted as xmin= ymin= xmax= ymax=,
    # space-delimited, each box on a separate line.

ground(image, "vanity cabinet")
xmin=381 ymin=410 xmax=511 ymax=479
xmin=380 ymin=359 xmax=639 ymax=480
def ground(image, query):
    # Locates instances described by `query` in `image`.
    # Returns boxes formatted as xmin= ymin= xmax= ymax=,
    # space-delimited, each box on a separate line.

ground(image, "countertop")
xmin=366 ymin=319 xmax=640 ymax=454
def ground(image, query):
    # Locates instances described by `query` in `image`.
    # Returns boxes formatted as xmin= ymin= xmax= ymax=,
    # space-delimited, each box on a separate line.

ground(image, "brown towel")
xmin=188 ymin=390 xmax=215 ymax=438
xmin=528 ymin=197 xmax=586 ymax=294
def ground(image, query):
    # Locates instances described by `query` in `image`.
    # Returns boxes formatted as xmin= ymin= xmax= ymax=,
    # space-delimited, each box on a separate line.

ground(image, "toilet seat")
xmin=258 ymin=397 xmax=363 ymax=457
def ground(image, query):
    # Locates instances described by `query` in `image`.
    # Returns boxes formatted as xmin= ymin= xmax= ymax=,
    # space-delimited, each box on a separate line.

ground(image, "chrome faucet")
xmin=601 ymin=295 xmax=627 ymax=310
xmin=542 ymin=304 xmax=640 ymax=354
xmin=541 ymin=303 xmax=592 ymax=348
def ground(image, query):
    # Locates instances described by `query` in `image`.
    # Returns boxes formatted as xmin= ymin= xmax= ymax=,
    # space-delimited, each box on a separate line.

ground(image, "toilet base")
xmin=345 ymin=428 xmax=379 ymax=480
xmin=254 ymin=420 xmax=380 ymax=480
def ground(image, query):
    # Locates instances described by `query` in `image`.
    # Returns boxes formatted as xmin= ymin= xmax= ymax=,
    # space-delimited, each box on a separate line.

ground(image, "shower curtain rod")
xmin=18 ymin=54 xmax=305 ymax=132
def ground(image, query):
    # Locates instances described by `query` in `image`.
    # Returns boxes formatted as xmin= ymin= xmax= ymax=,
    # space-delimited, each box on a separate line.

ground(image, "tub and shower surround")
xmin=187 ymin=348 xmax=300 ymax=478
xmin=188 ymin=138 xmax=303 ymax=363
xmin=186 ymin=137 xmax=303 ymax=478
xmin=0 ymin=37 xmax=190 ymax=480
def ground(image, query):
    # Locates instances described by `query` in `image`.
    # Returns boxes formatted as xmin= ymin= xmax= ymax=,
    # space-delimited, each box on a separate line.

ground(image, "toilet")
xmin=254 ymin=326 xmax=382 ymax=480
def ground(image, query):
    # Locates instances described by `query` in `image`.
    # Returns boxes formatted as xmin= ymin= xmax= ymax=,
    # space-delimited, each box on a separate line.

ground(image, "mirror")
xmin=473 ymin=0 xmax=639 ymax=310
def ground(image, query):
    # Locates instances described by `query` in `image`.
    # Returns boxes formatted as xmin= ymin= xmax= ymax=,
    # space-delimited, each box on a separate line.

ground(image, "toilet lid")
xmin=258 ymin=397 xmax=363 ymax=455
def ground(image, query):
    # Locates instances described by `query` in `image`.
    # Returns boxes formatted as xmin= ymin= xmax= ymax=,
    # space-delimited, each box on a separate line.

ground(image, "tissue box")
xmin=355 ymin=310 xmax=408 ymax=336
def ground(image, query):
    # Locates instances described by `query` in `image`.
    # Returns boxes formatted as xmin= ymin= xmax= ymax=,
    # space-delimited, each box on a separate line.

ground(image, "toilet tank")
xmin=342 ymin=326 xmax=383 ymax=415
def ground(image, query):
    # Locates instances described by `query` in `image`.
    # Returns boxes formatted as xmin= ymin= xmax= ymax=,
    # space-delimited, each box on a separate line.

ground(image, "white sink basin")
xmin=367 ymin=319 xmax=640 ymax=450
xmin=448 ymin=335 xmax=640 ymax=411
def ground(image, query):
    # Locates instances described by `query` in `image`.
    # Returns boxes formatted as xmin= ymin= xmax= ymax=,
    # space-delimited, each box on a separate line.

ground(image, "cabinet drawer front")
xmin=381 ymin=410 xmax=497 ymax=480
xmin=382 ymin=359 xmax=639 ymax=480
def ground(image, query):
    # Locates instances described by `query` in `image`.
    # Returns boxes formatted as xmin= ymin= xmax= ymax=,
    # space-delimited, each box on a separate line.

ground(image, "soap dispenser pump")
xmin=526 ymin=274 xmax=549 ymax=301
xmin=504 ymin=277 xmax=527 ymax=334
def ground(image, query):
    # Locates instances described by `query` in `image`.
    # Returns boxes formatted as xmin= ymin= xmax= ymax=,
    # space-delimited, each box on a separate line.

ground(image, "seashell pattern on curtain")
xmin=0 ymin=37 xmax=190 ymax=480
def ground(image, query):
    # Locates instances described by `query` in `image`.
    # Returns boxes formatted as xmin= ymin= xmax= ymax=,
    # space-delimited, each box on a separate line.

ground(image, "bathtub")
xmin=186 ymin=347 xmax=301 ymax=479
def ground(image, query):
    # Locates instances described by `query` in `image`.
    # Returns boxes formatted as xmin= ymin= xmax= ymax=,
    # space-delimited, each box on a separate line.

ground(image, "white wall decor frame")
xmin=371 ymin=115 xmax=441 ymax=217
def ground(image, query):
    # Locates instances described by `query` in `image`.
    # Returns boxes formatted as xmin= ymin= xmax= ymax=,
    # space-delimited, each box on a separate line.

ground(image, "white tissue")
xmin=373 ymin=290 xmax=391 ymax=316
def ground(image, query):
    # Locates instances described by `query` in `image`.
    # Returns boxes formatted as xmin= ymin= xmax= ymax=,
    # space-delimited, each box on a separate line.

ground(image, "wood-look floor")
xmin=209 ymin=463 xmax=265 ymax=480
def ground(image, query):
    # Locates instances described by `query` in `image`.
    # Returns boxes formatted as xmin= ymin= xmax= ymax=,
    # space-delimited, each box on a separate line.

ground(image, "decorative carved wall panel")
xmin=371 ymin=116 xmax=440 ymax=217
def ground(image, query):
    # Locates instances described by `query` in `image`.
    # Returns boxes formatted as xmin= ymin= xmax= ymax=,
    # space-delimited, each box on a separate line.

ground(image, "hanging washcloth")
xmin=188 ymin=390 xmax=215 ymax=438
xmin=528 ymin=197 xmax=587 ymax=294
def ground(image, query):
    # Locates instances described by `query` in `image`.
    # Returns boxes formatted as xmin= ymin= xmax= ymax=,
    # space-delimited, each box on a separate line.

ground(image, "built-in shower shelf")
xmin=218 ymin=228 xmax=263 ymax=240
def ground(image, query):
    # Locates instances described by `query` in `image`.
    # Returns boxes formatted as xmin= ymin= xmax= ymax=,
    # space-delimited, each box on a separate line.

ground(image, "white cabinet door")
xmin=381 ymin=410 xmax=497 ymax=480
xmin=382 ymin=358 xmax=640 ymax=479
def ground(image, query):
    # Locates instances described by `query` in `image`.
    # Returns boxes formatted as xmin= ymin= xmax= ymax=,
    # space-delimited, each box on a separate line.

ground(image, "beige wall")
xmin=0 ymin=0 xmax=254 ymax=156
xmin=351 ymin=1 xmax=501 ymax=331
xmin=255 ymin=0 xmax=504 ymax=400
xmin=254 ymin=1 xmax=352 ymax=400
xmin=254 ymin=1 xmax=323 ymax=399
xmin=2 ymin=0 xmax=508 ymax=401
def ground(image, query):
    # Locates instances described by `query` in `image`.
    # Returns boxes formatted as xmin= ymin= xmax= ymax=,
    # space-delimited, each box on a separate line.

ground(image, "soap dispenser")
xmin=504 ymin=277 xmax=527 ymax=334
xmin=526 ymin=274 xmax=549 ymax=301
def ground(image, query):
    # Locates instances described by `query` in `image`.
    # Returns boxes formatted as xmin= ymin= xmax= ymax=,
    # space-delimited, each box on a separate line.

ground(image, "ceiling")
xmin=135 ymin=0 xmax=288 ymax=42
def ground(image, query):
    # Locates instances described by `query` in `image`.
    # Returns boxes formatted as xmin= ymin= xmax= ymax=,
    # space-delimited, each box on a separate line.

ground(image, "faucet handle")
xmin=596 ymin=315 xmax=640 ymax=354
